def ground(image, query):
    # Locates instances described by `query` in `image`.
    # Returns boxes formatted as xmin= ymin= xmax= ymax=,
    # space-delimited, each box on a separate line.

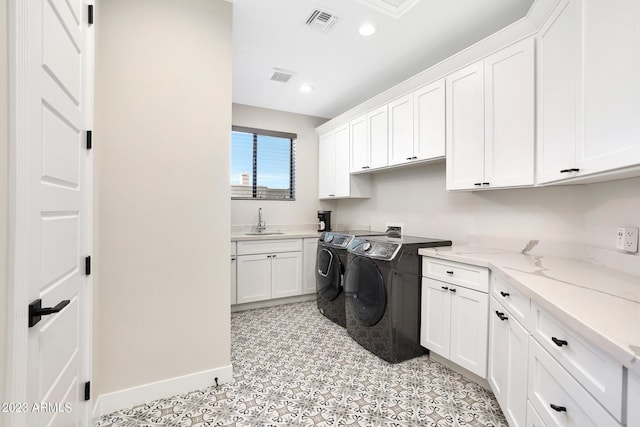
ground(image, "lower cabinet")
xmin=230 ymin=242 xmax=237 ymax=305
xmin=235 ymin=238 xmax=304 ymax=304
xmin=526 ymin=402 xmax=546 ymax=427
xmin=236 ymin=251 xmax=302 ymax=304
xmin=488 ymin=297 xmax=529 ymax=427
xmin=420 ymin=276 xmax=489 ymax=378
xmin=528 ymin=339 xmax=620 ymax=427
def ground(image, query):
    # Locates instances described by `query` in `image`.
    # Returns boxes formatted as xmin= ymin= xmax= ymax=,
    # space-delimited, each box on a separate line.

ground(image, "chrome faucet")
xmin=257 ymin=208 xmax=266 ymax=232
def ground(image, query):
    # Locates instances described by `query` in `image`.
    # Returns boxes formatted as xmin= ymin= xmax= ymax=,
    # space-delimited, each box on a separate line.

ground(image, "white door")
xmin=23 ymin=0 xmax=93 ymax=426
xmin=484 ymin=37 xmax=535 ymax=189
xmin=368 ymin=105 xmax=388 ymax=169
xmin=387 ymin=94 xmax=414 ymax=166
xmin=350 ymin=115 xmax=369 ymax=172
xmin=236 ymin=254 xmax=271 ymax=303
xmin=414 ymin=79 xmax=446 ymax=161
xmin=488 ymin=298 xmax=509 ymax=405
xmin=271 ymin=251 xmax=303 ymax=299
xmin=446 ymin=62 xmax=485 ymax=190
xmin=503 ymin=313 xmax=529 ymax=427
xmin=449 ymin=285 xmax=488 ymax=378
xmin=302 ymin=238 xmax=319 ymax=294
xmin=420 ymin=278 xmax=451 ymax=356
xmin=318 ymin=132 xmax=335 ymax=198
xmin=333 ymin=124 xmax=350 ymax=197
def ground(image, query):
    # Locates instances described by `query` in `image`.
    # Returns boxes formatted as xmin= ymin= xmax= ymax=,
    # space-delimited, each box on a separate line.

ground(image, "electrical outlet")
xmin=616 ymin=226 xmax=639 ymax=253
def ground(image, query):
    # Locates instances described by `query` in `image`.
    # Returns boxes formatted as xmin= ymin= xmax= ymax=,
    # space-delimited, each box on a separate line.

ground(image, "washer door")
xmin=345 ymin=256 xmax=386 ymax=327
xmin=316 ymin=247 xmax=342 ymax=301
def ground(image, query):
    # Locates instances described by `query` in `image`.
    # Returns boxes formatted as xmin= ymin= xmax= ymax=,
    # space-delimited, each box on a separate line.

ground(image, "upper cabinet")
xmin=387 ymin=94 xmax=415 ymax=166
xmin=446 ymin=37 xmax=535 ymax=190
xmin=318 ymin=124 xmax=370 ymax=199
xmin=350 ymin=105 xmax=388 ymax=172
xmin=537 ymin=0 xmax=640 ymax=184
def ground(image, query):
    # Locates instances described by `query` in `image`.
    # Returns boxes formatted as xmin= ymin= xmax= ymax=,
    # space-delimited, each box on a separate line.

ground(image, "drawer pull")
xmin=495 ymin=311 xmax=508 ymax=321
xmin=560 ymin=168 xmax=580 ymax=173
xmin=446 ymin=270 xmax=454 ymax=275
xmin=499 ymin=291 xmax=510 ymax=297
xmin=441 ymin=286 xmax=449 ymax=290
xmin=551 ymin=337 xmax=568 ymax=347
xmin=449 ymin=288 xmax=457 ymax=293
xmin=550 ymin=404 xmax=567 ymax=413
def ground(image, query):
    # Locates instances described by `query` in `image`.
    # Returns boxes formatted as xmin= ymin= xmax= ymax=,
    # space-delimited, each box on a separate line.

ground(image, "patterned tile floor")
xmin=95 ymin=301 xmax=508 ymax=426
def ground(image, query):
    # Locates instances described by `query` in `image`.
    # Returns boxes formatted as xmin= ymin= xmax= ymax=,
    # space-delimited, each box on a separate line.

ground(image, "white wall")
xmin=94 ymin=0 xmax=232 ymax=397
xmin=231 ymin=104 xmax=331 ymax=229
xmin=334 ymin=162 xmax=640 ymax=258
xmin=1 ymin=0 xmax=8 ymax=413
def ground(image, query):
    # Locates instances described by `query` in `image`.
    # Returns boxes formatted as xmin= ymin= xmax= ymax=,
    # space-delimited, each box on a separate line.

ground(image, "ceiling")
xmin=232 ymin=0 xmax=535 ymax=119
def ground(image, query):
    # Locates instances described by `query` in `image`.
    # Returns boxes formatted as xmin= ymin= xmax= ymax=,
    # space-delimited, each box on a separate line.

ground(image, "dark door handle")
xmin=482 ymin=182 xmax=490 ymax=185
xmin=500 ymin=291 xmax=510 ymax=297
xmin=550 ymin=404 xmax=567 ymax=412
xmin=449 ymin=288 xmax=456 ymax=293
xmin=29 ymin=299 xmax=70 ymax=327
xmin=474 ymin=183 xmax=482 ymax=186
xmin=441 ymin=286 xmax=449 ymax=290
xmin=446 ymin=270 xmax=454 ymax=275
xmin=495 ymin=311 xmax=508 ymax=321
xmin=551 ymin=337 xmax=568 ymax=347
xmin=560 ymin=168 xmax=580 ymax=173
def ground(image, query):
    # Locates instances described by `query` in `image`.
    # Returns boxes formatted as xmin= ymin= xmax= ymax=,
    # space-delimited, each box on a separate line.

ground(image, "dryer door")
xmin=316 ymin=246 xmax=342 ymax=301
xmin=345 ymin=256 xmax=386 ymax=326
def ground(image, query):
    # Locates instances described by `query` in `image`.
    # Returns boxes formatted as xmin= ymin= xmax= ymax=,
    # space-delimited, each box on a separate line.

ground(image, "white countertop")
xmin=418 ymin=245 xmax=640 ymax=375
xmin=231 ymin=230 xmax=321 ymax=241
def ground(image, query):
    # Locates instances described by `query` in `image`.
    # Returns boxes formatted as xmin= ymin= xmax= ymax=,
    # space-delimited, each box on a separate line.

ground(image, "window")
xmin=230 ymin=126 xmax=296 ymax=200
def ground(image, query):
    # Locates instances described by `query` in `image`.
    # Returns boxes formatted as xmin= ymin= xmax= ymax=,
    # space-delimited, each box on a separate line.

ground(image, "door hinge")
xmin=84 ymin=381 xmax=91 ymax=401
xmin=86 ymin=130 xmax=92 ymax=150
xmin=85 ymin=256 xmax=91 ymax=276
xmin=88 ymin=5 xmax=94 ymax=26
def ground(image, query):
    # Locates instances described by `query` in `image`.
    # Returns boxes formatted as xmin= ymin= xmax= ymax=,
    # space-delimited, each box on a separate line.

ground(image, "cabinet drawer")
xmin=528 ymin=339 xmax=620 ymax=427
xmin=422 ymin=257 xmax=489 ymax=293
xmin=491 ymin=273 xmax=530 ymax=327
xmin=530 ymin=303 xmax=623 ymax=421
xmin=237 ymin=238 xmax=303 ymax=255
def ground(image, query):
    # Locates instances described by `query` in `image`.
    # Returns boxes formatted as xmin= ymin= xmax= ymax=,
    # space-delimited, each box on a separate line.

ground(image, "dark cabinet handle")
xmin=441 ymin=286 xmax=449 ymax=290
xmin=446 ymin=270 xmax=454 ymax=275
xmin=29 ymin=299 xmax=71 ymax=327
xmin=550 ymin=404 xmax=567 ymax=413
xmin=482 ymin=182 xmax=490 ymax=185
xmin=328 ymin=194 xmax=335 ymax=197
xmin=449 ymin=288 xmax=457 ymax=293
xmin=474 ymin=183 xmax=482 ymax=186
xmin=362 ymin=166 xmax=370 ymax=169
xmin=560 ymin=168 xmax=580 ymax=173
xmin=551 ymin=337 xmax=568 ymax=347
xmin=231 ymin=256 xmax=236 ymax=261
xmin=406 ymin=157 xmax=412 ymax=161
xmin=412 ymin=156 xmax=418 ymax=160
xmin=500 ymin=291 xmax=510 ymax=297
xmin=495 ymin=311 xmax=508 ymax=321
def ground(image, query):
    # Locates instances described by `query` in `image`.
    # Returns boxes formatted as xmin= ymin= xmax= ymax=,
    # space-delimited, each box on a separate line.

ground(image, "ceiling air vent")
xmin=269 ymin=68 xmax=295 ymax=83
xmin=305 ymin=9 xmax=339 ymax=32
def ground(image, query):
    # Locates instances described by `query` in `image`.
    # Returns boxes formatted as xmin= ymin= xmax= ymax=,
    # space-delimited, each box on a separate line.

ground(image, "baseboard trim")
xmin=231 ymin=294 xmax=316 ymax=312
xmin=92 ymin=364 xmax=233 ymax=420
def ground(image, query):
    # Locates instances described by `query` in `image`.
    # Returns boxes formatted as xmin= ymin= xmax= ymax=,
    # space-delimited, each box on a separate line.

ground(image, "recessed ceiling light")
xmin=359 ymin=23 xmax=376 ymax=36
xmin=300 ymin=84 xmax=313 ymax=93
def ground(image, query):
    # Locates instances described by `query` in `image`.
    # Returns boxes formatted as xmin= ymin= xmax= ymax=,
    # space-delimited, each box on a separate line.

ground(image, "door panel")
xmin=271 ymin=252 xmax=303 ymax=299
xmin=420 ymin=278 xmax=450 ymax=356
xmin=449 ymin=286 xmax=488 ymax=378
xmin=414 ymin=79 xmax=445 ymax=160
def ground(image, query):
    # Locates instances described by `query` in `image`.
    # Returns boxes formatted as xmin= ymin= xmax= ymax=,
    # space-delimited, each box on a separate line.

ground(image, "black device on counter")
xmin=317 ymin=210 xmax=331 ymax=232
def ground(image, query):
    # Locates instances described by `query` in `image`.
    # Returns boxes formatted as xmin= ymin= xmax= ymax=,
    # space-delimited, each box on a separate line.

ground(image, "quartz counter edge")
xmin=231 ymin=231 xmax=322 ymax=241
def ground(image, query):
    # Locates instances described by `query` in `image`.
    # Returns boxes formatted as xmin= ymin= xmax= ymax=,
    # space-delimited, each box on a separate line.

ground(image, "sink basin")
xmin=243 ymin=232 xmax=285 ymax=236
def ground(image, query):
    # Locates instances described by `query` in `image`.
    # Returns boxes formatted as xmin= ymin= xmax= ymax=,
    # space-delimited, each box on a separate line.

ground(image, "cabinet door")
xmin=449 ymin=284 xmax=489 ymax=378
xmin=536 ymin=0 xmax=581 ymax=184
xmin=414 ymin=79 xmax=445 ymax=161
xmin=271 ymin=251 xmax=303 ymax=299
xmin=503 ymin=314 xmax=529 ymax=427
xmin=526 ymin=402 xmax=547 ymax=427
xmin=333 ymin=124 xmax=351 ymax=197
xmin=628 ymin=371 xmax=640 ymax=427
xmin=387 ymin=94 xmax=415 ymax=166
xmin=302 ymin=238 xmax=319 ymax=294
xmin=236 ymin=254 xmax=271 ymax=304
xmin=579 ymin=0 xmax=640 ymax=173
xmin=484 ymin=37 xmax=535 ymax=188
xmin=420 ymin=278 xmax=451 ymax=356
xmin=318 ymin=132 xmax=336 ymax=197
xmin=350 ymin=115 xmax=369 ymax=172
xmin=488 ymin=298 xmax=509 ymax=406
xmin=368 ymin=105 xmax=388 ymax=169
xmin=446 ymin=62 xmax=485 ymax=190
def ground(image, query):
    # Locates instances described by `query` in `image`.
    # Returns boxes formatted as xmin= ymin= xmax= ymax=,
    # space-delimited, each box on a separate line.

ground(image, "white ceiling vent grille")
xmin=269 ymin=68 xmax=295 ymax=83
xmin=305 ymin=9 xmax=339 ymax=32
xmin=355 ymin=0 xmax=422 ymax=18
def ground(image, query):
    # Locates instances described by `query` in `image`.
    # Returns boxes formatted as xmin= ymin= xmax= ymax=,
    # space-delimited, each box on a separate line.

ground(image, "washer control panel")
xmin=348 ymin=238 xmax=401 ymax=260
xmin=320 ymin=232 xmax=354 ymax=249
